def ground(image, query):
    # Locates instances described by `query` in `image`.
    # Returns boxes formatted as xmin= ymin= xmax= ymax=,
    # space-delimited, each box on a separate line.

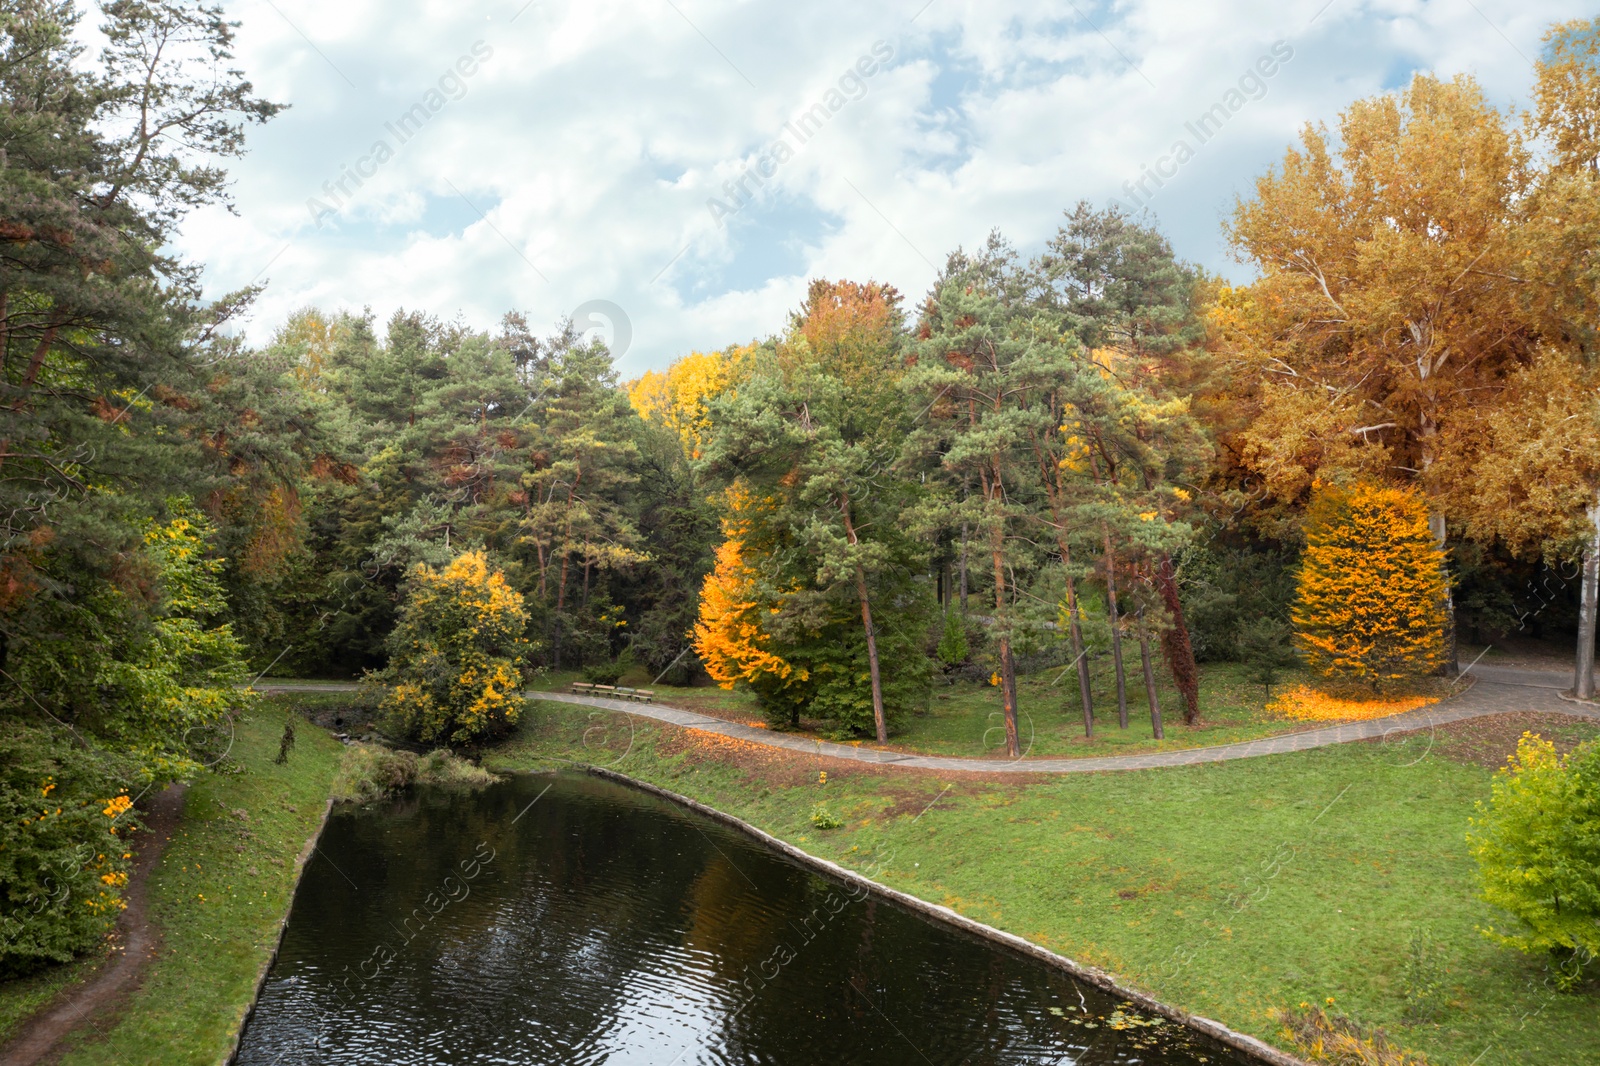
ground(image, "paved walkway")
xmin=256 ymin=663 xmax=1600 ymax=774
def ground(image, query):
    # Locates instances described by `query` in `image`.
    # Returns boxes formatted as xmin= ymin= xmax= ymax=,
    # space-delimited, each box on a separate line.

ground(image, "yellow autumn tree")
xmin=627 ymin=346 xmax=750 ymax=459
xmin=692 ymin=537 xmax=804 ymax=691
xmin=1292 ymin=482 xmax=1448 ymax=692
xmin=378 ymin=550 xmax=534 ymax=744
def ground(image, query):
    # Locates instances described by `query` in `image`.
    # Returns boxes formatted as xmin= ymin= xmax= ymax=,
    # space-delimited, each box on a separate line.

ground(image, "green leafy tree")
xmin=1469 ymin=733 xmax=1600 ymax=981
xmin=700 ymin=281 xmax=931 ymax=739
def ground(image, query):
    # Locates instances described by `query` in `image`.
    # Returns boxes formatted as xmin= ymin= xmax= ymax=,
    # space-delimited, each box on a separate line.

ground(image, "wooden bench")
xmin=570 ymin=682 xmax=653 ymax=703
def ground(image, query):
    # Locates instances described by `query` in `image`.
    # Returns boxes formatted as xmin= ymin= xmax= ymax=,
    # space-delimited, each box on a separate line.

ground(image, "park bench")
xmin=569 ymin=681 xmax=652 ymax=703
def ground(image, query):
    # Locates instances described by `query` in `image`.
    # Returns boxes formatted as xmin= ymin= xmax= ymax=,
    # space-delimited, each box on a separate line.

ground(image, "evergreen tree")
xmin=1293 ymin=482 xmax=1449 ymax=692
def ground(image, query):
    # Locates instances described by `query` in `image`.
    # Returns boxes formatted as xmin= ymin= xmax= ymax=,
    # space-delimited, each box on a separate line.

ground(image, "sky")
xmin=172 ymin=0 xmax=1589 ymax=375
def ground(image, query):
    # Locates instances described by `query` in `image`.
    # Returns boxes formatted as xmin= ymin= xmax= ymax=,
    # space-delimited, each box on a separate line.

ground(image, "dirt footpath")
xmin=1 ymin=783 xmax=187 ymax=1066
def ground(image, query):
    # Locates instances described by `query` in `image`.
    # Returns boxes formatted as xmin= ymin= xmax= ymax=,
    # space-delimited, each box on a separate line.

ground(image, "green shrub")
xmin=935 ymin=608 xmax=970 ymax=669
xmin=0 ymin=725 xmax=142 ymax=977
xmin=582 ymin=662 xmax=625 ymax=685
xmin=1468 ymin=733 xmax=1600 ymax=978
xmin=809 ymin=804 xmax=844 ymax=830
xmin=332 ymin=743 xmax=498 ymax=804
xmin=1238 ymin=617 xmax=1297 ymax=696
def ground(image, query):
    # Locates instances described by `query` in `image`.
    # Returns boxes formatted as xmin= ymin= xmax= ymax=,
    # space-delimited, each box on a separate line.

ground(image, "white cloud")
xmin=184 ymin=0 xmax=1589 ymax=373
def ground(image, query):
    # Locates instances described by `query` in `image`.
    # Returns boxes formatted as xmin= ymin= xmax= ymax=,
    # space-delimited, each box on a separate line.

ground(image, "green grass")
xmin=592 ymin=660 xmax=1383 ymax=760
xmin=0 ymin=952 xmax=103 ymax=1045
xmin=491 ymin=698 xmax=1600 ymax=1066
xmin=37 ymin=701 xmax=345 ymax=1066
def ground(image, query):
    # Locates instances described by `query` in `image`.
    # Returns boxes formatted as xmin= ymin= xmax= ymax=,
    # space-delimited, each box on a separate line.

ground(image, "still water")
xmin=235 ymin=772 xmax=1253 ymax=1065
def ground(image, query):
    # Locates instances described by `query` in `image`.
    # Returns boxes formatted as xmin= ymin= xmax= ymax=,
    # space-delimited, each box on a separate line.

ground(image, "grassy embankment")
xmin=537 ymin=659 xmax=1442 ymax=759
xmin=491 ymin=697 xmax=1600 ymax=1066
xmin=0 ymin=700 xmax=344 ymax=1065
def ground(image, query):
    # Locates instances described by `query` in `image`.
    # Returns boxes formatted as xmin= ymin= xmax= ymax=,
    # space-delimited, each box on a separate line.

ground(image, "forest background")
xmin=7 ymin=1 xmax=1600 ymax=977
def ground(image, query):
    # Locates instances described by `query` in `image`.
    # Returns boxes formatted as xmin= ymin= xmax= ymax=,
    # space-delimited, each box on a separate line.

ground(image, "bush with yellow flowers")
xmin=376 ymin=550 xmax=536 ymax=745
xmin=1292 ymin=481 xmax=1449 ymax=693
xmin=0 ymin=722 xmax=141 ymax=976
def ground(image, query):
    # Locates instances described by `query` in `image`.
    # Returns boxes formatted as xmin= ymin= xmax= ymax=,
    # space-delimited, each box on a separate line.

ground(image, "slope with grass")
xmin=491 ymin=698 xmax=1600 ymax=1066
xmin=18 ymin=703 xmax=345 ymax=1066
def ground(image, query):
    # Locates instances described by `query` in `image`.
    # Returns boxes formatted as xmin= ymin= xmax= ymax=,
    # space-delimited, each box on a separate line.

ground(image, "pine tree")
xmin=935 ymin=608 xmax=969 ymax=669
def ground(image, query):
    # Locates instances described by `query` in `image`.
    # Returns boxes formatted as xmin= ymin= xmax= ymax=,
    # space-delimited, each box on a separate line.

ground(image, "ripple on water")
xmin=235 ymin=772 xmax=1253 ymax=1065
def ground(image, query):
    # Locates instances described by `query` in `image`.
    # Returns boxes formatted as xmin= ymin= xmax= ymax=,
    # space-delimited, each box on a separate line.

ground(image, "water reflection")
xmin=236 ymin=772 xmax=1251 ymax=1065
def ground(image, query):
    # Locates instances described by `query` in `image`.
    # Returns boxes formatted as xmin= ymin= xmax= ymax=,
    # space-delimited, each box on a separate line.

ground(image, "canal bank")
xmin=0 ymin=705 xmax=346 ymax=1066
xmin=584 ymin=764 xmax=1304 ymax=1066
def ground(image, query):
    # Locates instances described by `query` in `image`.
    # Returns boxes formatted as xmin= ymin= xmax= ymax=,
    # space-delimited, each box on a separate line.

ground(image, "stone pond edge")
xmin=223 ymin=795 xmax=337 ymax=1065
xmin=586 ymin=764 xmax=1311 ymax=1066
xmin=211 ymin=762 xmax=1310 ymax=1066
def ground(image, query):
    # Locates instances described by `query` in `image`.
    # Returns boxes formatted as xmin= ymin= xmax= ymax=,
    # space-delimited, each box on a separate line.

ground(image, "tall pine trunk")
xmin=987 ymin=476 xmax=1020 ymax=758
xmin=841 ymin=495 xmax=888 ymax=743
xmin=1102 ymin=526 xmax=1128 ymax=729
xmin=1155 ymin=554 xmax=1201 ymax=723
xmin=1140 ymin=623 xmax=1164 ymax=739
xmin=1064 ymin=570 xmax=1094 ymax=739
xmin=1576 ymin=496 xmax=1600 ymax=701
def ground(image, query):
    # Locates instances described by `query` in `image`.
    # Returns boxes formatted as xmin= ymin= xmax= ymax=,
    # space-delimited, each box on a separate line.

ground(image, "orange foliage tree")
xmin=1292 ymin=482 xmax=1448 ymax=692
xmin=691 ymin=535 xmax=807 ymax=706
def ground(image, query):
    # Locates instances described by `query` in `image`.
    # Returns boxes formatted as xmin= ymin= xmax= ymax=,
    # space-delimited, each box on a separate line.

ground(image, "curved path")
xmin=258 ymin=663 xmax=1600 ymax=774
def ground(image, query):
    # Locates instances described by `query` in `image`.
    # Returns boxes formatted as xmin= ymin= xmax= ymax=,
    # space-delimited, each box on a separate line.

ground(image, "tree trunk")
xmin=1155 ymin=554 xmax=1201 ymax=723
xmin=21 ymin=322 xmax=58 ymax=390
xmin=1102 ymin=526 xmax=1128 ymax=729
xmin=840 ymin=495 xmax=887 ymax=744
xmin=1140 ymin=623 xmax=1164 ymax=740
xmin=1429 ymin=512 xmax=1459 ymax=677
xmin=988 ymin=493 xmax=1019 ymax=758
xmin=1576 ymin=497 xmax=1600 ymax=701
xmin=1065 ymin=572 xmax=1094 ymax=738
xmin=959 ymin=520 xmax=969 ymax=615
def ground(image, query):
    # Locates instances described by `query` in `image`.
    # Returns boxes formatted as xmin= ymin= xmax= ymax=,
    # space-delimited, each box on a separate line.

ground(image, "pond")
xmin=235 ymin=772 xmax=1256 ymax=1065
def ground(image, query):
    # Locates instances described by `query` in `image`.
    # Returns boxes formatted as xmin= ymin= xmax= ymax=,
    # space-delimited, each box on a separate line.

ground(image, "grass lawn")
xmin=0 ymin=953 xmax=102 ymax=1046
xmin=547 ymin=659 xmax=1440 ymax=761
xmin=489 ymin=698 xmax=1600 ymax=1066
xmin=33 ymin=700 xmax=345 ymax=1066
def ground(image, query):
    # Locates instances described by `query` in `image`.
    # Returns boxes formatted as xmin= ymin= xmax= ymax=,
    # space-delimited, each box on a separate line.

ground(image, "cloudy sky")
xmin=176 ymin=0 xmax=1585 ymax=374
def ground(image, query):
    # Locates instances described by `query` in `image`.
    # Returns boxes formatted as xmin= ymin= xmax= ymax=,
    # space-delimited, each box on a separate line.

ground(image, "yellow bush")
xmin=1293 ymin=482 xmax=1448 ymax=692
xmin=377 ymin=551 xmax=533 ymax=745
